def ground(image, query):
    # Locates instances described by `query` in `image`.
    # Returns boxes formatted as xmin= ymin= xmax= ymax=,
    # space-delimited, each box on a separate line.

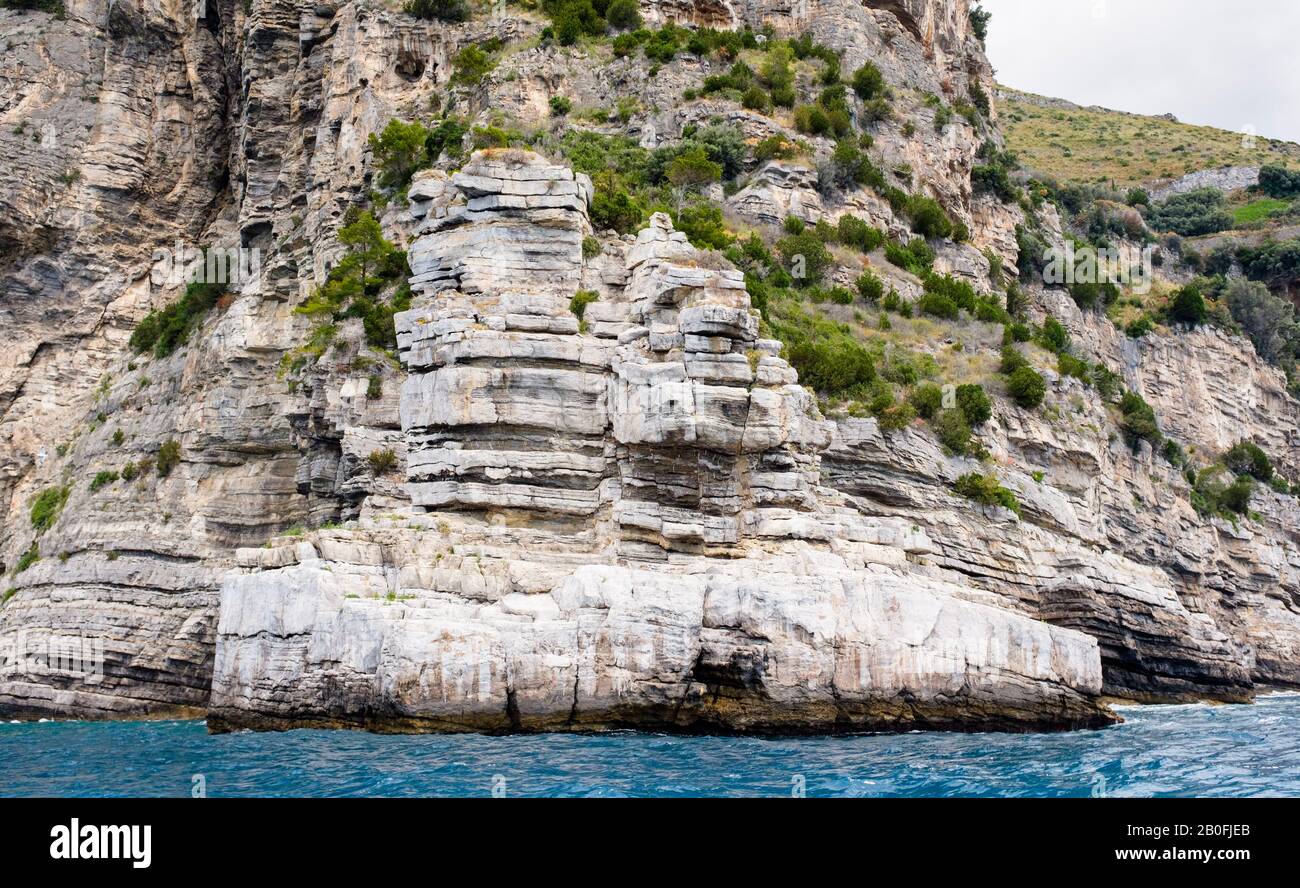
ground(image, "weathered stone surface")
xmin=211 ymin=153 xmax=1115 ymax=734
xmin=5 ymin=0 xmax=1300 ymax=735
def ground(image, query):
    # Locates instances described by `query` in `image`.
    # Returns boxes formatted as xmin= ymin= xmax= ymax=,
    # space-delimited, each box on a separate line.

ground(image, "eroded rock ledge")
xmin=209 ymin=151 xmax=1115 ymax=734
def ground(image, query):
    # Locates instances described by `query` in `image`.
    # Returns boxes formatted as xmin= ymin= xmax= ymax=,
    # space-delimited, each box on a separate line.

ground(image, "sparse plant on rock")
xmin=368 ymin=449 xmax=398 ymax=475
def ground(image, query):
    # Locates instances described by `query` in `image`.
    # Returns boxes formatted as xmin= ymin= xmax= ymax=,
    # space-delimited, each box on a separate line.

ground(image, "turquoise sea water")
xmin=2 ymin=696 xmax=1298 ymax=797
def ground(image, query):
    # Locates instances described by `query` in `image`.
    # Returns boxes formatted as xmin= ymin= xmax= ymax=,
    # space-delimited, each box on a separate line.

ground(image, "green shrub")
xmin=120 ymin=461 xmax=139 ymax=482
xmin=590 ymin=189 xmax=644 ymax=234
xmin=1068 ymin=280 xmax=1121 ymax=312
xmin=855 ymin=269 xmax=885 ymax=302
xmin=921 ymin=272 xmax=977 ymax=313
xmin=569 ymin=290 xmax=599 ymax=321
xmin=955 ymin=384 xmax=992 ymax=426
xmin=741 ymin=84 xmax=772 ymax=113
xmin=769 ymin=301 xmax=875 ymax=397
xmin=1194 ymin=467 xmax=1255 ymax=517
xmin=368 ymin=449 xmax=399 ymax=475
xmin=1057 ymin=352 xmax=1090 ymax=381
xmin=664 ymin=147 xmax=722 ymax=192
xmin=971 ymin=148 xmax=1021 ymax=203
xmin=157 ymin=438 xmax=182 ymax=478
xmin=851 ymin=63 xmax=885 ymax=100
xmin=674 ymin=204 xmax=733 ymax=250
xmin=30 ymin=485 xmax=70 ymax=534
xmin=605 ymin=0 xmax=642 ymax=30
xmin=876 ymin=402 xmax=918 ymax=433
xmin=582 ymin=236 xmax=602 ymax=259
xmin=904 ymin=195 xmax=954 ymax=240
xmin=451 ymin=44 xmax=495 ymax=85
xmin=89 ymin=470 xmax=119 ymax=492
xmin=969 ymin=5 xmax=991 ymax=41
xmin=1125 ymin=316 xmax=1155 ymax=338
xmin=295 ymin=209 xmax=411 ymax=351
xmin=1161 ymin=439 xmax=1187 ymax=468
xmin=1221 ymin=476 xmax=1256 ymax=514
xmin=367 ymin=119 xmax=432 ymax=192
xmin=1006 ymin=366 xmax=1046 ymax=409
xmin=909 ymin=383 xmax=944 ymax=419
xmin=1258 ymin=165 xmax=1300 ymax=199
xmin=953 ymin=472 xmax=1021 ymax=516
xmin=1000 ymin=345 xmax=1029 ymax=375
xmin=424 ymin=117 xmax=469 ymax=164
xmin=130 ymin=275 xmax=227 ymax=359
xmin=548 ymin=95 xmax=572 ymax=116
xmin=837 ymin=215 xmax=885 ymax=253
xmin=1119 ymin=390 xmax=1162 ymax=450
xmin=776 ymin=232 xmax=834 ymax=286
xmin=884 ymin=238 xmax=934 ymax=276
xmin=14 ymin=542 xmax=40 ymax=575
xmin=1167 ymin=283 xmax=1208 ymax=327
xmin=1236 ymin=238 xmax=1300 ymax=294
xmin=1039 ymin=316 xmax=1070 ymax=353
xmin=1223 ymin=440 xmax=1274 ymax=482
xmin=932 ymin=408 xmax=973 ymax=455
xmin=403 ymin=0 xmax=469 ymax=22
xmin=918 ymin=291 xmax=959 ymax=320
xmin=1224 ymin=278 xmax=1300 ymax=365
xmin=1145 ymin=188 xmax=1233 ymax=237
xmin=819 ymin=140 xmax=886 ymax=194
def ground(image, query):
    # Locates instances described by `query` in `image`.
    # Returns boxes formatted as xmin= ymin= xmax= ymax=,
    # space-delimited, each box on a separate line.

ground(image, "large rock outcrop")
xmin=208 ymin=151 xmax=1113 ymax=733
xmin=2 ymin=1 xmax=1298 ymax=732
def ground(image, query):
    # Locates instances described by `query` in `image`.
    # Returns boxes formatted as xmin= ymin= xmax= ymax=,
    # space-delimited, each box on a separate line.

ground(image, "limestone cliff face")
xmin=210 ymin=152 xmax=1110 ymax=733
xmin=1 ymin=0 xmax=1298 ymax=729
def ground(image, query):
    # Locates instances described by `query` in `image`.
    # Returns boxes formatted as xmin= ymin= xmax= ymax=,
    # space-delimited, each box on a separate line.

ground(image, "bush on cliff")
xmin=1193 ymin=466 xmax=1255 ymax=518
xmin=1258 ymin=165 xmax=1300 ymax=199
xmin=403 ymin=0 xmax=469 ymax=23
xmin=1118 ymin=390 xmax=1162 ymax=451
xmin=1006 ymin=366 xmax=1046 ymax=409
xmin=89 ymin=470 xmax=119 ymax=493
xmin=368 ymin=119 xmax=431 ymax=193
xmin=1166 ymin=283 xmax=1208 ymax=327
xmin=156 ymin=439 xmax=182 ymax=478
xmin=768 ymin=301 xmax=875 ymax=398
xmin=130 ymin=276 xmax=228 ymax=360
xmin=1145 ymin=188 xmax=1233 ymax=237
xmin=932 ymin=408 xmax=974 ymax=455
xmin=0 ymin=0 xmax=64 ymax=13
xmin=30 ymin=485 xmax=70 ymax=534
xmin=953 ymin=472 xmax=1021 ymax=516
xmin=451 ymin=44 xmax=496 ymax=86
xmin=955 ymin=384 xmax=992 ymax=426
xmin=605 ymin=0 xmax=641 ymax=30
xmin=14 ymin=543 xmax=40 ymax=575
xmin=776 ymin=231 xmax=834 ymax=286
xmin=1223 ymin=440 xmax=1274 ymax=482
xmin=1225 ymin=278 xmax=1300 ymax=365
xmin=850 ymin=63 xmax=885 ymax=101
xmin=908 ymin=383 xmax=943 ymax=420
xmin=904 ymin=195 xmax=955 ymax=240
xmin=295 ymin=209 xmax=411 ymax=351
xmin=673 ymin=204 xmax=733 ymax=250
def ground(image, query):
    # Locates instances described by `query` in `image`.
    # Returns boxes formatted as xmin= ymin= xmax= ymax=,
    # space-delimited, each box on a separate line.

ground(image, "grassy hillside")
xmin=998 ymin=87 xmax=1300 ymax=189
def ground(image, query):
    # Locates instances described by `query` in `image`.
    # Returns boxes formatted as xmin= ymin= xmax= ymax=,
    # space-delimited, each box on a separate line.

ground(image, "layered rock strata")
xmin=209 ymin=151 xmax=1114 ymax=734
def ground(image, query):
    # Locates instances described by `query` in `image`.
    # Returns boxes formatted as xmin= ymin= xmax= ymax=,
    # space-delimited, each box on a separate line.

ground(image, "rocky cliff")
xmin=2 ymin=0 xmax=1298 ymax=732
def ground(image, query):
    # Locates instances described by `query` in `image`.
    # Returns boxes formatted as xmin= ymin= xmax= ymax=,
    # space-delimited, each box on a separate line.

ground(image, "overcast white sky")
xmin=978 ymin=0 xmax=1300 ymax=143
